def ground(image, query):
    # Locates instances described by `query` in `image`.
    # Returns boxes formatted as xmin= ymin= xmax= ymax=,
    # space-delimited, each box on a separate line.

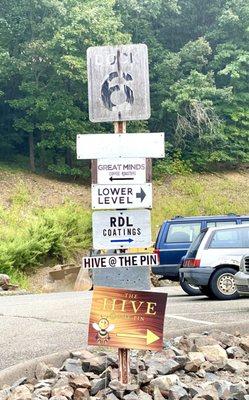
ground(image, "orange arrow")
xmin=117 ymin=329 xmax=160 ymax=345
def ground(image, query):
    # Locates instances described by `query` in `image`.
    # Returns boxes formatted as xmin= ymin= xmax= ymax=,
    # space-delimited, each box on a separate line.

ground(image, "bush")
xmin=0 ymin=203 xmax=91 ymax=275
xmin=153 ymin=152 xmax=192 ymax=179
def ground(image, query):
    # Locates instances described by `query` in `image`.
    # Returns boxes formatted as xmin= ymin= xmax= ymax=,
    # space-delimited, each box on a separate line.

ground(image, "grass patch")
xmin=152 ymin=173 xmax=249 ymax=237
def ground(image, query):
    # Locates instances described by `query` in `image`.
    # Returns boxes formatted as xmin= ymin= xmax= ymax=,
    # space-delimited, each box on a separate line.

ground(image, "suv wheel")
xmin=179 ymin=278 xmax=201 ymax=296
xmin=209 ymin=267 xmax=239 ymax=300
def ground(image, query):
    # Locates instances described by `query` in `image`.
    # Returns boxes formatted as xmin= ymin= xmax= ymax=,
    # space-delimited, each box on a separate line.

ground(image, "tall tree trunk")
xmin=65 ymin=147 xmax=72 ymax=168
xmin=40 ymin=132 xmax=46 ymax=172
xmin=29 ymin=131 xmax=35 ymax=172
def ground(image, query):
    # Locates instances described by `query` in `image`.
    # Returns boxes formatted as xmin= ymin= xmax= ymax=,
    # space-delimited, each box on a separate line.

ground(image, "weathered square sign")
xmin=88 ymin=287 xmax=167 ymax=351
xmin=87 ymin=44 xmax=150 ymax=122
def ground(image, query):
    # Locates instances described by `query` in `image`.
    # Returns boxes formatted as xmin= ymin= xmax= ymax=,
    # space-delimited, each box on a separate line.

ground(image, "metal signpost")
xmin=77 ymin=43 xmax=166 ymax=384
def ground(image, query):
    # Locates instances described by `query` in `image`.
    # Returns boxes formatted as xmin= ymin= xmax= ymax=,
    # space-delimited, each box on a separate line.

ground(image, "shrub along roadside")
xmin=0 ymin=203 xmax=91 ymax=286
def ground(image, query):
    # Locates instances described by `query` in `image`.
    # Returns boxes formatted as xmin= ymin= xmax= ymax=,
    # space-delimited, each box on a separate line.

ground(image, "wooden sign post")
xmin=88 ymin=287 xmax=168 ymax=383
xmin=77 ymin=43 xmax=166 ymax=385
xmin=115 ymin=120 xmax=129 ymax=384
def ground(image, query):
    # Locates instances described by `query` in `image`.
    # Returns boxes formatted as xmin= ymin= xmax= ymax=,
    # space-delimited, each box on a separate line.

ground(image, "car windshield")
xmin=186 ymin=229 xmax=207 ymax=258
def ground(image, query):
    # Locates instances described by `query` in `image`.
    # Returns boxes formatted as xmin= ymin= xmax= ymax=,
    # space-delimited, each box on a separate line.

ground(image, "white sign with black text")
xmin=91 ymin=183 xmax=152 ymax=210
xmin=96 ymin=158 xmax=147 ymax=184
xmin=82 ymin=253 xmax=159 ymax=269
xmin=92 ymin=210 xmax=151 ymax=250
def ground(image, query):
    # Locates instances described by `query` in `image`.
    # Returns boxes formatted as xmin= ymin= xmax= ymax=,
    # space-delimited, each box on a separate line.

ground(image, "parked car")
xmin=153 ymin=214 xmax=249 ymax=295
xmin=179 ymin=224 xmax=249 ymax=300
xmin=235 ymin=254 xmax=249 ymax=296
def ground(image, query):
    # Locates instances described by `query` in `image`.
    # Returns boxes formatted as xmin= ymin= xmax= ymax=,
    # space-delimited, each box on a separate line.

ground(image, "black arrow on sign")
xmin=136 ymin=187 xmax=146 ymax=202
xmin=109 ymin=177 xmax=134 ymax=182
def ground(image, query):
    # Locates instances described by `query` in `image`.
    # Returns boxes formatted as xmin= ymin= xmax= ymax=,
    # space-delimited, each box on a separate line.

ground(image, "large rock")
xmin=123 ymin=393 xmax=139 ymax=400
xmin=208 ymin=331 xmax=239 ymax=348
xmin=137 ymin=370 xmax=154 ymax=384
xmin=69 ymin=374 xmax=91 ymax=389
xmin=82 ymin=356 xmax=107 ymax=374
xmin=52 ymin=377 xmax=74 ymax=399
xmin=194 ymin=336 xmax=218 ymax=350
xmin=150 ymin=374 xmax=180 ymax=391
xmin=240 ymin=336 xmax=249 ymax=352
xmin=137 ymin=390 xmax=152 ymax=400
xmin=226 ymin=346 xmax=245 ymax=359
xmin=198 ymin=345 xmax=228 ymax=368
xmin=50 ymin=397 xmax=68 ymax=400
xmin=62 ymin=359 xmax=83 ymax=375
xmin=168 ymin=385 xmax=189 ymax=400
xmin=177 ymin=336 xmax=195 ymax=353
xmin=224 ymin=359 xmax=248 ymax=373
xmin=192 ymin=386 xmax=219 ymax=400
xmin=0 ymin=274 xmax=10 ymax=286
xmin=213 ymin=380 xmax=232 ymax=399
xmin=185 ymin=352 xmax=205 ymax=372
xmin=90 ymin=378 xmax=106 ymax=396
xmin=144 ymin=354 xmax=180 ymax=375
xmin=35 ymin=361 xmax=58 ymax=380
xmin=73 ymin=387 xmax=90 ymax=399
xmin=106 ymin=394 xmax=119 ymax=400
xmin=7 ymin=385 xmax=32 ymax=400
xmin=153 ymin=386 xmax=165 ymax=400
xmin=70 ymin=350 xmax=93 ymax=360
xmin=33 ymin=386 xmax=51 ymax=398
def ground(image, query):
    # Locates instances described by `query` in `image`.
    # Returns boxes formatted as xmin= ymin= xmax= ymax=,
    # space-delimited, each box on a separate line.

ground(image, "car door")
xmin=159 ymin=221 xmax=202 ymax=267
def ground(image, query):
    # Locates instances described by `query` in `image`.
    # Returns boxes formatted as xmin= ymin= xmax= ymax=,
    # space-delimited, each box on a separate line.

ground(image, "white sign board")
xmin=92 ymin=210 xmax=151 ymax=249
xmin=77 ymin=133 xmax=165 ymax=159
xmin=92 ymin=183 xmax=152 ymax=210
xmin=97 ymin=158 xmax=147 ymax=184
xmin=82 ymin=253 xmax=159 ymax=269
xmin=87 ymin=44 xmax=150 ymax=122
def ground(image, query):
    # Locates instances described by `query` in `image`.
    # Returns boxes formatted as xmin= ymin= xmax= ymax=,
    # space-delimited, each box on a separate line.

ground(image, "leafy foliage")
xmin=0 ymin=0 xmax=248 ymax=172
xmin=0 ymin=199 xmax=91 ymax=274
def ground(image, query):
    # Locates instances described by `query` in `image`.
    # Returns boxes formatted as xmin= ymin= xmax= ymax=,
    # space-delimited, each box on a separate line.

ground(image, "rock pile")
xmin=1 ymin=331 xmax=249 ymax=400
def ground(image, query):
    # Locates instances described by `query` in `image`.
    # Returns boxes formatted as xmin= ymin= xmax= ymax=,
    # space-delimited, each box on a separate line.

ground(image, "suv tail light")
xmin=153 ymin=248 xmax=160 ymax=262
xmin=183 ymin=258 xmax=201 ymax=268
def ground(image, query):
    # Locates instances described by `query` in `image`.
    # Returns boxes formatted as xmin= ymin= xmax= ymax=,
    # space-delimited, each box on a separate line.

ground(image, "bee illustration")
xmin=92 ymin=317 xmax=115 ymax=344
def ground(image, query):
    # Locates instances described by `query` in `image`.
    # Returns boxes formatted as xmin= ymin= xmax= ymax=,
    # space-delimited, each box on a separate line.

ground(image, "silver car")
xmin=235 ymin=254 xmax=249 ymax=296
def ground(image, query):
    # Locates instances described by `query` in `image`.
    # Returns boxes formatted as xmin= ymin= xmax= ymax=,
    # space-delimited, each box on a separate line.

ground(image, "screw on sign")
xmin=87 ymin=44 xmax=150 ymax=122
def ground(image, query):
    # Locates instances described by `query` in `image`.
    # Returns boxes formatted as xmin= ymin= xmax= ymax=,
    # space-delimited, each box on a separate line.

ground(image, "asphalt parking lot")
xmin=0 ymin=285 xmax=249 ymax=370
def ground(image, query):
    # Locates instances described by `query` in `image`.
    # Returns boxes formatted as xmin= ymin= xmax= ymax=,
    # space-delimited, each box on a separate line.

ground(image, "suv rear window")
xmin=209 ymin=228 xmax=244 ymax=248
xmin=206 ymin=221 xmax=236 ymax=228
xmin=186 ymin=230 xmax=207 ymax=258
xmin=166 ymin=223 xmax=201 ymax=243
